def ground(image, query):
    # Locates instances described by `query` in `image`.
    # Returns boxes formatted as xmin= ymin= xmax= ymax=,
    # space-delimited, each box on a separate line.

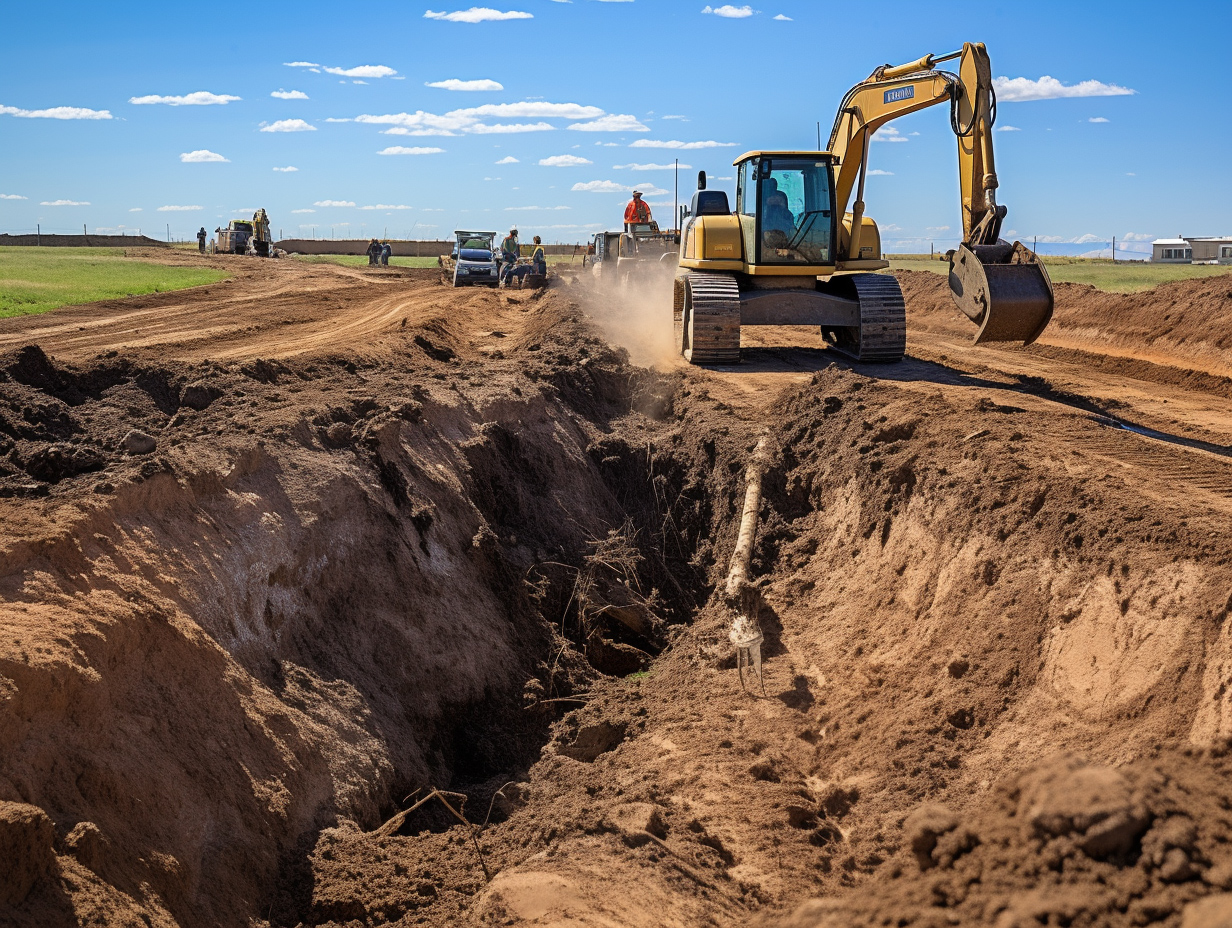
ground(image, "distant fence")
xmin=275 ymin=238 xmax=590 ymax=258
xmin=0 ymin=233 xmax=169 ymax=248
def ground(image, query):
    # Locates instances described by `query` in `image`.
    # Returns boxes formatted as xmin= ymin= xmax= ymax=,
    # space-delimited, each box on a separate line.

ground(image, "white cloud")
xmin=39 ymin=199 xmax=90 ymax=206
xmin=871 ymin=126 xmax=907 ymax=142
xmin=156 ymin=204 xmax=201 ymax=211
xmin=129 ymin=207 xmax=142 ymax=212
xmin=614 ymin=162 xmax=692 ymax=170
xmin=867 ymin=169 xmax=894 ymax=176
xmin=451 ymin=102 xmax=601 ymax=119
xmin=129 ymin=91 xmax=240 ymax=106
xmin=359 ymin=204 xmax=413 ymax=210
xmin=180 ymin=149 xmax=229 ymax=162
xmin=539 ymin=154 xmax=593 ymax=166
xmin=426 ymin=78 xmax=504 ymax=91
xmin=1089 ymin=116 xmax=1110 ymax=123
xmin=572 ymin=180 xmax=629 ymax=193
xmin=0 ymin=193 xmax=27 ymax=199
xmin=468 ymin=122 xmax=555 ymax=134
xmin=377 ymin=146 xmax=446 ymax=155
xmin=314 ymin=200 xmax=356 ymax=207
xmin=273 ymin=166 xmax=298 ymax=172
xmin=661 ymin=115 xmax=689 ymax=121
xmin=0 ymin=104 xmax=112 ymax=120
xmin=323 ymin=65 xmax=397 ymax=78
xmin=702 ymin=4 xmax=756 ymax=17
xmin=260 ymin=118 xmax=316 ymax=132
xmin=773 ymin=12 xmax=791 ymax=19
xmin=996 ymin=125 xmax=1021 ymax=132
xmin=1072 ymin=233 xmax=1102 ymax=244
xmin=424 ymin=7 xmax=533 ymax=22
xmin=925 ymin=225 xmax=950 ymax=233
xmin=572 ymin=180 xmax=667 ymax=195
xmin=272 ymin=90 xmax=309 ymax=100
xmin=284 ymin=61 xmax=320 ymax=68
xmin=504 ymin=205 xmax=571 ymax=211
xmin=992 ymin=75 xmax=1135 ymax=102
xmin=568 ymin=114 xmax=649 ymax=132
xmin=1121 ymin=232 xmax=1154 ymax=242
xmin=629 ymin=138 xmax=738 ymax=149
xmin=495 ymin=155 xmax=519 ymax=164
xmin=291 ymin=209 xmax=315 ymax=213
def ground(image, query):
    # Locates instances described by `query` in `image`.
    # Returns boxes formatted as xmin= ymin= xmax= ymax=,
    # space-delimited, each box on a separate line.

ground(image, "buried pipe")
xmin=726 ymin=436 xmax=771 ymax=694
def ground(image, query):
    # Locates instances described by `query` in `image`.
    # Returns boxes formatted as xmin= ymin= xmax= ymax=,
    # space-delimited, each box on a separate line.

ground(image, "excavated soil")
xmin=2 ymin=255 xmax=1232 ymax=928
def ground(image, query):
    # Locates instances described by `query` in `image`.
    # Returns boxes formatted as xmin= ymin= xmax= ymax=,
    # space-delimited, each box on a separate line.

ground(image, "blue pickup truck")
xmin=439 ymin=230 xmax=500 ymax=288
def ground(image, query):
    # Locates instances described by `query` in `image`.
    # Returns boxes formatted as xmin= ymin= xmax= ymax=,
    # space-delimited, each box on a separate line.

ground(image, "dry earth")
xmin=2 ymin=252 xmax=1232 ymax=928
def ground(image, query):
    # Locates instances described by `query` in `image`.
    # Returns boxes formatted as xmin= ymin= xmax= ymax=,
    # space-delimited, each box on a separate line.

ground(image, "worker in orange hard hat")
xmin=624 ymin=190 xmax=652 ymax=225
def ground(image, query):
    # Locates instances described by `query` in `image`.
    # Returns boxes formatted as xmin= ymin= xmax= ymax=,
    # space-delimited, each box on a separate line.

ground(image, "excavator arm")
xmin=827 ymin=42 xmax=1053 ymax=345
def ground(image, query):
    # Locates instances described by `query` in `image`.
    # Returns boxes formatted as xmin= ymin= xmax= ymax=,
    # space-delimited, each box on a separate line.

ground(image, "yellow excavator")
xmin=672 ymin=42 xmax=1054 ymax=363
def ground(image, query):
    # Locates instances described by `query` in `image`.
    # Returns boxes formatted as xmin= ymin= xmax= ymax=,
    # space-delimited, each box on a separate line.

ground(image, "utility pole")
xmin=817 ymin=121 xmax=821 ymax=150
xmin=36 ymin=223 xmax=40 ymax=246
xmin=1112 ymin=235 xmax=1116 ymax=263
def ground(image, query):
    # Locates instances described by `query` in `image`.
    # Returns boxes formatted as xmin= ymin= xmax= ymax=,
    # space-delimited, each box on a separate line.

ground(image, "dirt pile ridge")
xmin=2 ymin=259 xmax=1232 ymax=927
xmin=899 ymin=268 xmax=1232 ymax=380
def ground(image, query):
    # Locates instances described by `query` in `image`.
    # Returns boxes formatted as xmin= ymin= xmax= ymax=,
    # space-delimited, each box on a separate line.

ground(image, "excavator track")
xmin=681 ymin=272 xmax=741 ymax=365
xmin=821 ymin=273 xmax=907 ymax=362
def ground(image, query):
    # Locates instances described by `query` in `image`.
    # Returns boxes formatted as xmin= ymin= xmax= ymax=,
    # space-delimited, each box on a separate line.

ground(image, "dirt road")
xmin=2 ymin=255 xmax=1231 ymax=927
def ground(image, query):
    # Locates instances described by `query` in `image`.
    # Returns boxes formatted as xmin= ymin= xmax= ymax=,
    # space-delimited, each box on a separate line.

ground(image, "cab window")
xmin=755 ymin=158 xmax=833 ymax=265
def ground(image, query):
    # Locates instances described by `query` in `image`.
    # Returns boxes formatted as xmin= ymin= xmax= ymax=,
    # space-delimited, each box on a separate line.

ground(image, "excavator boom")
xmin=828 ymin=42 xmax=1053 ymax=345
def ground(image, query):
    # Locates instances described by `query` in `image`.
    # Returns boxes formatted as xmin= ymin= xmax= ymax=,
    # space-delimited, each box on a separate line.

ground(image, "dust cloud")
xmin=573 ymin=269 xmax=680 ymax=369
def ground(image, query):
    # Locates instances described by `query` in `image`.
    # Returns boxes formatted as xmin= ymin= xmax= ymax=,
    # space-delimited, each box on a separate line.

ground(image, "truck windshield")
xmin=757 ymin=158 xmax=833 ymax=265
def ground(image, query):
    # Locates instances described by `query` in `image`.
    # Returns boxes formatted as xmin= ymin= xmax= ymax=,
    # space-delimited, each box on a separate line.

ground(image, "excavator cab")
xmin=736 ymin=154 xmax=838 ymax=268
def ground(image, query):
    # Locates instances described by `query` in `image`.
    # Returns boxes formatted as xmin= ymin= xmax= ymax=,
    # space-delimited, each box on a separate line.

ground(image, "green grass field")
xmin=0 ymin=247 xmax=231 ymax=319
xmin=886 ymin=254 xmax=1232 ymax=293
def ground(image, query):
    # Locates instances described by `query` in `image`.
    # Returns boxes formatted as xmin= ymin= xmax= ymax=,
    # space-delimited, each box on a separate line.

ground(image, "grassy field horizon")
xmin=0 ymin=247 xmax=230 ymax=318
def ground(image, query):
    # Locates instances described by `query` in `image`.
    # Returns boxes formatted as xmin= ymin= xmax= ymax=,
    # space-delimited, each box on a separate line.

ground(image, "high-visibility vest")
xmin=624 ymin=199 xmax=651 ymax=223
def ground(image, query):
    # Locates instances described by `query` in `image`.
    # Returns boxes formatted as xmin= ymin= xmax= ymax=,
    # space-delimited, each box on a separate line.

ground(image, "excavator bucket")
xmin=948 ymin=241 xmax=1054 ymax=345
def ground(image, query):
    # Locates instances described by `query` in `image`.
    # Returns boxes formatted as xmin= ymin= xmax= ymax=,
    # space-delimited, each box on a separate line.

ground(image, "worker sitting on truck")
xmin=500 ymin=228 xmax=520 ymax=285
xmin=366 ymin=238 xmax=382 ymax=266
xmin=624 ymin=191 xmax=652 ymax=226
xmin=531 ymin=236 xmax=546 ymax=276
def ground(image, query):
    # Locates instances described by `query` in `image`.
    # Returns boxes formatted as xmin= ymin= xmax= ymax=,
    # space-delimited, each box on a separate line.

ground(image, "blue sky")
xmin=2 ymin=0 xmax=1228 ymax=256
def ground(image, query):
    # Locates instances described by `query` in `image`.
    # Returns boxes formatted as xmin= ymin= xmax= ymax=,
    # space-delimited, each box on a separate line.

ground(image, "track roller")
xmin=819 ymin=273 xmax=906 ymax=362
xmin=679 ymin=272 xmax=741 ymax=365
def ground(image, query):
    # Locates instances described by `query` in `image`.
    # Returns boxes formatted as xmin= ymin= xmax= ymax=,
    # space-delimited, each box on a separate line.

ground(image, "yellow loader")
xmin=673 ymin=42 xmax=1053 ymax=363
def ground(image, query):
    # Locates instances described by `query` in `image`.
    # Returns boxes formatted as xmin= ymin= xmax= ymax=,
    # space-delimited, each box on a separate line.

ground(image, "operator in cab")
xmin=623 ymin=190 xmax=652 ymax=226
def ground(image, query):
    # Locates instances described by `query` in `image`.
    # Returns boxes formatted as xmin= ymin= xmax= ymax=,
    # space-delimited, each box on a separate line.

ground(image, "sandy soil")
xmin=2 ymin=255 xmax=1231 ymax=928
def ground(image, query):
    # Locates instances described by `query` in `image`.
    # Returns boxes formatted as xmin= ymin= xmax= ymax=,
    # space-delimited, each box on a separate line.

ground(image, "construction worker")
xmin=500 ymin=227 xmax=520 ymax=286
xmin=196 ymin=227 xmax=207 ymax=253
xmin=531 ymin=236 xmax=546 ymax=276
xmin=624 ymin=190 xmax=652 ymax=226
xmin=380 ymin=241 xmax=392 ymax=266
xmin=366 ymin=238 xmax=382 ymax=266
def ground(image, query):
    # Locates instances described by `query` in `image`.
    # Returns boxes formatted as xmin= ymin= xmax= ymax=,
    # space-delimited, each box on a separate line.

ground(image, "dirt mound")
xmin=288 ymin=364 xmax=1232 ymax=927
xmin=897 ymin=268 xmax=1232 ymax=378
xmin=4 ymin=260 xmax=1232 ymax=927
xmin=0 ymin=289 xmax=717 ymax=926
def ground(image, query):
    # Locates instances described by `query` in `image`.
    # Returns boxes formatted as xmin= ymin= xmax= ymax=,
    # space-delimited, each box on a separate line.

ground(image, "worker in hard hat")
xmin=624 ymin=190 xmax=652 ymax=227
xmin=531 ymin=236 xmax=546 ymax=276
xmin=500 ymin=227 xmax=520 ymax=286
